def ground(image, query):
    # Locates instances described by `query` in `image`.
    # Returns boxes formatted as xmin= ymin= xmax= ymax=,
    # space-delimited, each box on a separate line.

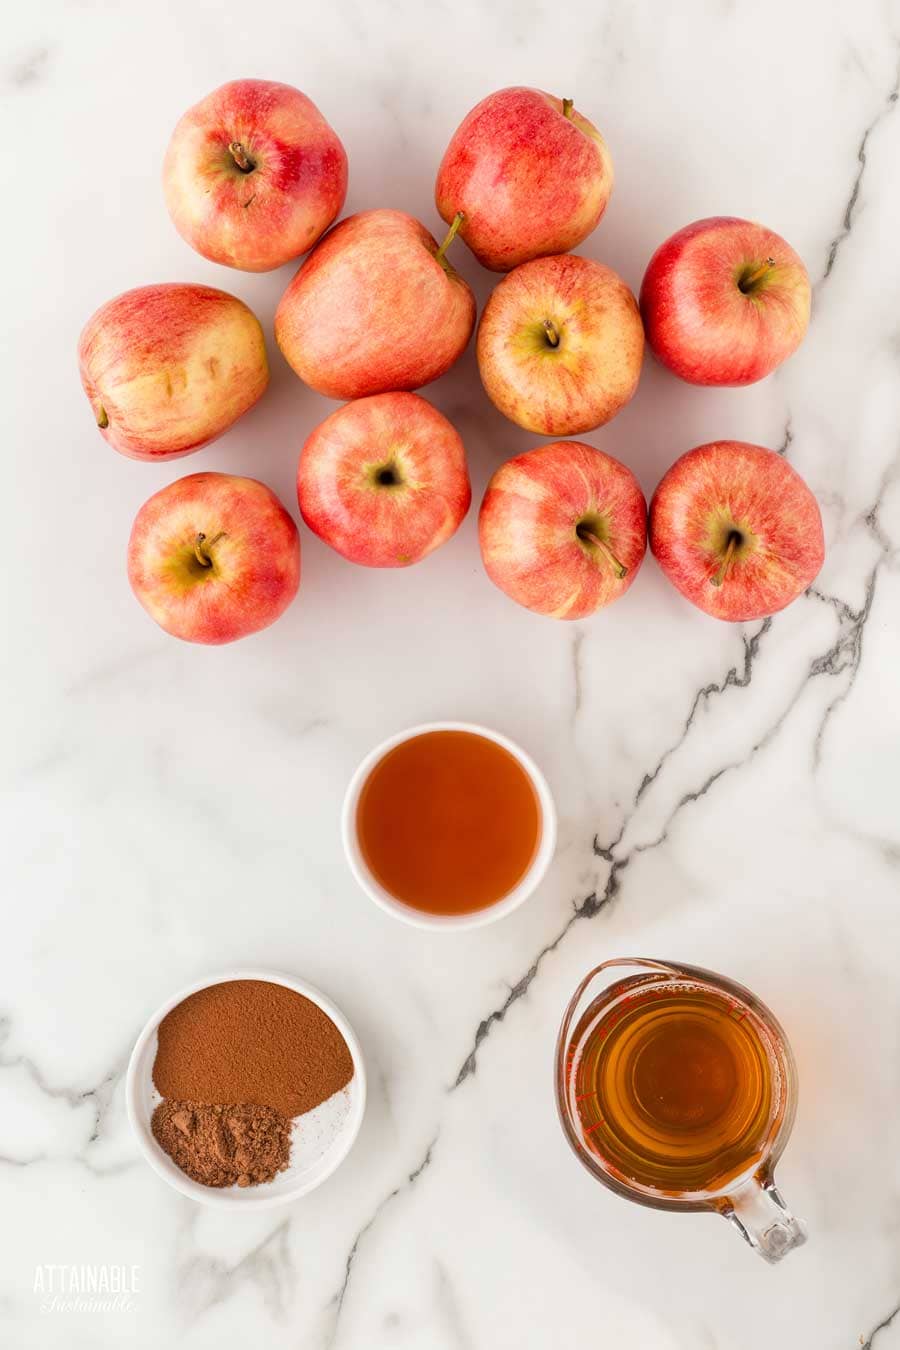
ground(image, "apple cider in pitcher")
xmin=569 ymin=977 xmax=784 ymax=1196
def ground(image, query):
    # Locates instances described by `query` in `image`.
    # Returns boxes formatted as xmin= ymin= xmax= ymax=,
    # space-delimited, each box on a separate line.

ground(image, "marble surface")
xmin=4 ymin=0 xmax=900 ymax=1345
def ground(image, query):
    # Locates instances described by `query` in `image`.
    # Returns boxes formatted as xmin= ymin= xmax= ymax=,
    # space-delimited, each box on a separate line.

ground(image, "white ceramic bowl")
xmin=126 ymin=969 xmax=366 ymax=1209
xmin=341 ymin=721 xmax=557 ymax=931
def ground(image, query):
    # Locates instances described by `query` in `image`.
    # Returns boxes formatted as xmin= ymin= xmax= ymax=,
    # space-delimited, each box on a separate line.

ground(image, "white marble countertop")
xmin=5 ymin=0 xmax=900 ymax=1345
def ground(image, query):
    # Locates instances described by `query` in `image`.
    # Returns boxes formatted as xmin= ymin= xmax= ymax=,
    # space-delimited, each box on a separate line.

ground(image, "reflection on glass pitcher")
xmin=555 ymin=958 xmax=807 ymax=1263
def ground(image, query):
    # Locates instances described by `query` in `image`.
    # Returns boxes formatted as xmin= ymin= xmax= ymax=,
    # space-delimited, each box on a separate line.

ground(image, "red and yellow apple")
xmin=78 ymin=284 xmax=268 ymax=461
xmin=297 ymin=392 xmax=470 ymax=567
xmin=477 ymin=254 xmax=643 ymax=436
xmin=649 ymin=441 xmax=824 ymax=621
xmin=163 ymin=79 xmax=347 ymax=272
xmin=639 ymin=217 xmax=811 ymax=385
xmin=479 ymin=441 xmax=647 ymax=618
xmin=435 ymin=87 xmax=613 ymax=271
xmin=128 ymin=472 xmax=300 ymax=643
xmin=275 ymin=209 xmax=475 ymax=400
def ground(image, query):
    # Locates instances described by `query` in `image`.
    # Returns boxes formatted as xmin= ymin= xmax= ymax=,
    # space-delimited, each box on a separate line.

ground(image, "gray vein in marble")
xmin=0 ymin=1015 xmax=118 ymax=1117
xmin=0 ymin=1015 xmax=131 ymax=1166
xmin=64 ymin=642 xmax=168 ymax=697
xmin=862 ymin=1298 xmax=900 ymax=1350
xmin=258 ymin=695 xmax=329 ymax=738
xmin=810 ymin=455 xmax=898 ymax=764
xmin=451 ymin=908 xmax=592 ymax=1088
xmin=77 ymin=1155 xmax=142 ymax=1178
xmin=776 ymin=416 xmax=794 ymax=457
xmin=820 ymin=52 xmax=900 ymax=283
xmin=630 ymin=526 xmax=892 ymax=820
xmin=635 ymin=619 xmax=771 ymax=807
xmin=0 ymin=1147 xmax=139 ymax=1178
xmin=810 ymin=562 xmax=878 ymax=766
xmin=11 ymin=744 xmax=74 ymax=785
xmin=688 ymin=1323 xmax=719 ymax=1350
xmin=327 ymin=1135 xmax=437 ymax=1348
xmin=6 ymin=45 xmax=50 ymax=88
xmin=0 ymin=1017 xmax=84 ymax=1108
xmin=453 ymin=860 xmax=625 ymax=1088
xmin=371 ymin=1063 xmax=397 ymax=1133
xmin=636 ymin=594 xmax=881 ymax=850
xmin=808 ymin=587 xmax=863 ymax=626
xmin=433 ymin=1259 xmax=474 ymax=1350
xmin=865 ymin=492 xmax=898 ymax=560
xmin=177 ymin=1216 xmax=294 ymax=1323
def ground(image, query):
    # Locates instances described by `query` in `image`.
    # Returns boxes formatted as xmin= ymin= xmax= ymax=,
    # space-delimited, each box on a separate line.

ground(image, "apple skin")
xmin=298 ymin=392 xmax=471 ymax=567
xmin=479 ymin=441 xmax=647 ymax=619
xmin=275 ymin=209 xmax=476 ymax=400
xmin=78 ymin=284 xmax=269 ymax=461
xmin=649 ymin=441 xmax=824 ymax=622
xmin=163 ymin=79 xmax=347 ymax=272
xmin=477 ymin=254 xmax=644 ymax=436
xmin=435 ymin=87 xmax=614 ymax=271
xmin=127 ymin=472 xmax=300 ymax=644
xmin=639 ymin=217 xmax=811 ymax=385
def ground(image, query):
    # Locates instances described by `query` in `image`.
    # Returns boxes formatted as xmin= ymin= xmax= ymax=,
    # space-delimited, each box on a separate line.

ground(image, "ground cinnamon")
xmin=152 ymin=1100 xmax=291 ymax=1188
xmin=152 ymin=979 xmax=354 ymax=1118
xmin=151 ymin=979 xmax=355 ymax=1188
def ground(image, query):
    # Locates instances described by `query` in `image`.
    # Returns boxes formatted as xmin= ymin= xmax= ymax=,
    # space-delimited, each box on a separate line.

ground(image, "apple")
xmin=435 ymin=87 xmax=614 ymax=271
xmin=477 ymin=254 xmax=644 ymax=436
xmin=162 ymin=79 xmax=347 ymax=272
xmin=479 ymin=441 xmax=647 ymax=618
xmin=128 ymin=472 xmax=300 ymax=643
xmin=639 ymin=217 xmax=811 ymax=385
xmin=78 ymin=284 xmax=268 ymax=461
xmin=275 ymin=209 xmax=475 ymax=400
xmin=297 ymin=392 xmax=470 ymax=566
xmin=649 ymin=441 xmax=824 ymax=621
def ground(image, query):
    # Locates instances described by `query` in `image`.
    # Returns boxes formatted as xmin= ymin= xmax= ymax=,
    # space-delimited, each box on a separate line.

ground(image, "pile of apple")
xmin=78 ymin=80 xmax=825 ymax=643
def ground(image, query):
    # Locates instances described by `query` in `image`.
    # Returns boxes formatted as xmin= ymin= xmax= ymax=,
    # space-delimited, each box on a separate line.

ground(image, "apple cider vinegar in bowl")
xmin=358 ymin=731 xmax=539 ymax=911
xmin=342 ymin=723 xmax=556 ymax=929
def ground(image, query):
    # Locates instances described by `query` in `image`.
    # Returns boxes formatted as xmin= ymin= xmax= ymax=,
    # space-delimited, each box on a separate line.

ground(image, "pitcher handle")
xmin=557 ymin=957 xmax=677 ymax=1053
xmin=722 ymin=1174 xmax=807 ymax=1264
xmin=556 ymin=958 xmax=685 ymax=1109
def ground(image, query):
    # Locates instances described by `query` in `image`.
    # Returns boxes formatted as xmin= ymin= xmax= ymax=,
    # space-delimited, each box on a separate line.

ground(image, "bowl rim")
xmin=125 ymin=967 xmax=367 ymax=1209
xmin=340 ymin=720 xmax=557 ymax=931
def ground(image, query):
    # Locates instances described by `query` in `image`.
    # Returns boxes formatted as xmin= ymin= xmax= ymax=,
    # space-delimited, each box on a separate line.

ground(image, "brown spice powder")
xmin=152 ymin=1100 xmax=291 ymax=1188
xmin=152 ymin=979 xmax=354 ymax=1118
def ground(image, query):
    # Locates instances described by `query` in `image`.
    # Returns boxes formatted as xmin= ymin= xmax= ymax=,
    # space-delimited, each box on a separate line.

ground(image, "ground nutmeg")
xmin=151 ymin=978 xmax=355 ymax=1187
xmin=152 ymin=1100 xmax=292 ymax=1188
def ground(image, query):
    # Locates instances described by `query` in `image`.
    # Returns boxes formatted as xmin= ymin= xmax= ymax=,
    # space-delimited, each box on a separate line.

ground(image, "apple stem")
xmin=580 ymin=529 xmax=627 ymax=579
xmin=739 ymin=257 xmax=775 ymax=292
xmin=543 ymin=319 xmax=560 ymax=347
xmin=193 ymin=531 xmax=226 ymax=568
xmin=435 ymin=211 xmax=465 ymax=264
xmin=711 ymin=534 xmax=739 ymax=587
xmin=562 ymin=97 xmax=574 ymax=118
xmin=228 ymin=140 xmax=255 ymax=173
xmin=96 ymin=405 xmax=109 ymax=429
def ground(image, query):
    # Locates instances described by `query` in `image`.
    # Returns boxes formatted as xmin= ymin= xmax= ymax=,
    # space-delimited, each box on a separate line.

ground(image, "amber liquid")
xmin=569 ymin=978 xmax=782 ymax=1195
xmin=356 ymin=730 xmax=541 ymax=915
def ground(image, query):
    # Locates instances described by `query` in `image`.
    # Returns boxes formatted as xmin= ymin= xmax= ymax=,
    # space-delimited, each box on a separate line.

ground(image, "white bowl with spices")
xmin=126 ymin=969 xmax=367 ymax=1210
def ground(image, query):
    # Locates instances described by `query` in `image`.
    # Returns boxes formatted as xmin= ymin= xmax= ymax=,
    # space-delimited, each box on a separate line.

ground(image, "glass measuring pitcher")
xmin=555 ymin=958 xmax=806 ymax=1263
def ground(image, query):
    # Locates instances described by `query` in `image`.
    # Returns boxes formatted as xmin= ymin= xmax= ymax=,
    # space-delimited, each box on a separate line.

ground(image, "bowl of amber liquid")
xmin=556 ymin=958 xmax=807 ymax=1263
xmin=342 ymin=722 xmax=557 ymax=930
